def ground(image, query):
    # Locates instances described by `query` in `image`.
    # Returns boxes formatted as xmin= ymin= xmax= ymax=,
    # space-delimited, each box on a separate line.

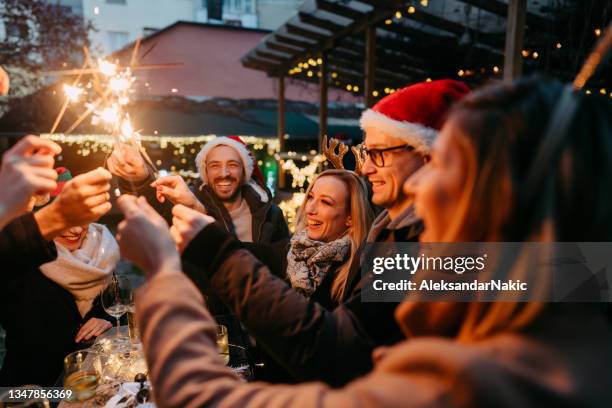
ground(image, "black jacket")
xmin=0 ymin=214 xmax=112 ymax=387
xmin=181 ymin=209 xmax=422 ymax=387
xmin=193 ymin=181 xmax=289 ymax=245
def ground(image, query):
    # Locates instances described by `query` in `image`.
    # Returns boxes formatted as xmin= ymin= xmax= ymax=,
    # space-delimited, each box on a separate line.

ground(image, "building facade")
xmin=47 ymin=0 xmax=302 ymax=55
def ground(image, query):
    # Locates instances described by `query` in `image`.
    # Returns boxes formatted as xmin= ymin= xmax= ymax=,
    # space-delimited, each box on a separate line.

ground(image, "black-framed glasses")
xmin=360 ymin=144 xmax=415 ymax=167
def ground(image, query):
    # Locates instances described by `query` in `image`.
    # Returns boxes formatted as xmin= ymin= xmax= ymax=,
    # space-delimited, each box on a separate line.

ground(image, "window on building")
xmin=107 ymin=31 xmax=129 ymax=51
xmin=106 ymin=0 xmax=127 ymax=5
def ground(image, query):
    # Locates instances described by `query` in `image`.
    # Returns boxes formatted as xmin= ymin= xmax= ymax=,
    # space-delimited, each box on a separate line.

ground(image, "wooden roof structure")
xmin=241 ymin=0 xmax=611 ymax=150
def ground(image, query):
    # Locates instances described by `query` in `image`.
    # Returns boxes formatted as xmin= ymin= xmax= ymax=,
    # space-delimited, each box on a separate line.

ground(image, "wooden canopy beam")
xmin=503 ymin=0 xmax=527 ymax=81
xmin=267 ymin=42 xmax=303 ymax=55
xmin=274 ymin=34 xmax=315 ymax=49
xmin=298 ymin=12 xmax=345 ymax=33
xmin=255 ymin=50 xmax=290 ymax=62
xmin=286 ymin=24 xmax=330 ymax=42
xmin=457 ymin=0 xmax=557 ymax=32
xmin=315 ymin=0 xmax=366 ymax=21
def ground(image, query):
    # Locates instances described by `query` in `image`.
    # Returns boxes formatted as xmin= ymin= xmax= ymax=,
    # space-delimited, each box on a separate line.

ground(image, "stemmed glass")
xmin=101 ymin=274 xmax=131 ymax=338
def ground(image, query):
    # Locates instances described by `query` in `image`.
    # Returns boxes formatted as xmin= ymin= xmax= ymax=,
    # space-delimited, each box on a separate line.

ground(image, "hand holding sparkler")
xmin=0 ymin=136 xmax=61 ymax=229
xmin=150 ymin=175 xmax=207 ymax=213
xmin=34 ymin=168 xmax=113 ymax=240
xmin=107 ymin=142 xmax=151 ymax=183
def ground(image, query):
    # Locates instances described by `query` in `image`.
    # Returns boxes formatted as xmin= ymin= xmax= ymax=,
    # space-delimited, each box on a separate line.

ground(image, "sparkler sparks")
xmin=47 ymin=40 xmax=182 ymax=146
xmin=63 ymin=84 xmax=83 ymax=102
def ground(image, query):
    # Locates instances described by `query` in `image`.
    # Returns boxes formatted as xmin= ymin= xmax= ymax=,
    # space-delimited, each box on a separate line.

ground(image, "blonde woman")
xmin=287 ymin=169 xmax=374 ymax=307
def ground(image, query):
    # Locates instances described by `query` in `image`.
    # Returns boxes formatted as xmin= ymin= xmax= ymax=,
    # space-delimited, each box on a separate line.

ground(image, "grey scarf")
xmin=286 ymin=229 xmax=351 ymax=298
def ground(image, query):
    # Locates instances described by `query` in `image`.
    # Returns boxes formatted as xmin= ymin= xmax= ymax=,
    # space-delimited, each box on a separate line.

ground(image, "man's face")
xmin=361 ymin=128 xmax=425 ymax=214
xmin=205 ymin=145 xmax=245 ymax=202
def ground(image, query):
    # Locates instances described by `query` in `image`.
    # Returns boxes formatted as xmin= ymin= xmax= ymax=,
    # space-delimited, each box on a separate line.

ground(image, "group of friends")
xmin=1 ymin=76 xmax=612 ymax=407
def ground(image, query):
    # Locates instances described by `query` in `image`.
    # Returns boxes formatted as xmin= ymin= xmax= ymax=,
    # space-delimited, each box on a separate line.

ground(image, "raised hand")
xmin=116 ymin=195 xmax=180 ymax=278
xmin=0 ymin=136 xmax=61 ymax=228
xmin=34 ymin=168 xmax=113 ymax=240
xmin=107 ymin=143 xmax=150 ymax=183
xmin=150 ymin=175 xmax=206 ymax=213
xmin=170 ymin=204 xmax=215 ymax=253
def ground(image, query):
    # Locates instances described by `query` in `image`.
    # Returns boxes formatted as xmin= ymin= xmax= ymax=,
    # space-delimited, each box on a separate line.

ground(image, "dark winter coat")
xmin=0 ymin=214 xmax=112 ymax=387
xmin=180 ymin=205 xmax=423 ymax=386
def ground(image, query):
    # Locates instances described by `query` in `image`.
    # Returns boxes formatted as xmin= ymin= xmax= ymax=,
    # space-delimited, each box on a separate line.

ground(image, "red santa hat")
xmin=360 ymin=79 xmax=470 ymax=155
xmin=195 ymin=136 xmax=268 ymax=202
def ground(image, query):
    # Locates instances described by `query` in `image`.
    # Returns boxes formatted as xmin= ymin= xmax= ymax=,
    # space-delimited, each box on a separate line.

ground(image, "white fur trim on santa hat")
xmin=195 ymin=137 xmax=254 ymax=184
xmin=359 ymin=109 xmax=438 ymax=155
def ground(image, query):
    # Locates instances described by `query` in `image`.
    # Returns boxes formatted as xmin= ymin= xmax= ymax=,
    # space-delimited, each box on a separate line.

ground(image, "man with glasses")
xmin=358 ymin=79 xmax=469 ymax=244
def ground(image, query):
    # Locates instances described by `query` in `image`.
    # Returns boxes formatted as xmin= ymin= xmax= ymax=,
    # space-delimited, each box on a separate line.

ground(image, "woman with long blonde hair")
xmin=288 ymin=169 xmax=374 ymax=306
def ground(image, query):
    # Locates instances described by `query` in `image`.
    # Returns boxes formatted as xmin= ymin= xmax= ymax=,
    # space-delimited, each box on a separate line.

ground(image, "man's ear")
xmin=346 ymin=216 xmax=352 ymax=227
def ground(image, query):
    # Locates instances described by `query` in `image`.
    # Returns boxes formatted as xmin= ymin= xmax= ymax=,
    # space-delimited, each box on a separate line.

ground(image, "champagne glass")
xmin=101 ymin=274 xmax=131 ymax=338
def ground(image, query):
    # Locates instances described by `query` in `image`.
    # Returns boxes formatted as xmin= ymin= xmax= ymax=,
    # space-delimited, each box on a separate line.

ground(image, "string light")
xmin=407 ymin=6 xmax=416 ymax=14
xmin=595 ymin=28 xmax=602 ymax=37
xmin=316 ymin=57 xmax=323 ymax=64
xmin=353 ymin=85 xmax=359 ymax=92
xmin=458 ymin=69 xmax=465 ymax=77
xmin=521 ymin=50 xmax=530 ymax=57
xmin=532 ymin=51 xmax=539 ymax=59
xmin=385 ymin=19 xmax=392 ymax=25
xmin=600 ymin=88 xmax=606 ymax=95
xmin=556 ymin=42 xmax=562 ymax=49
xmin=372 ymin=90 xmax=379 ymax=96
xmin=493 ymin=66 xmax=500 ymax=74
xmin=395 ymin=11 xmax=402 ymax=19
xmin=420 ymin=0 xmax=428 ymax=6
xmin=425 ymin=78 xmax=432 ymax=82
xmin=346 ymin=84 xmax=353 ymax=91
xmin=41 ymin=134 xmax=280 ymax=157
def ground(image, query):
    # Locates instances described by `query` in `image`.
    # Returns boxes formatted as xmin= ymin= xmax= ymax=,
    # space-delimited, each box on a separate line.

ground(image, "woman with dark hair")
xmin=118 ymin=76 xmax=612 ymax=407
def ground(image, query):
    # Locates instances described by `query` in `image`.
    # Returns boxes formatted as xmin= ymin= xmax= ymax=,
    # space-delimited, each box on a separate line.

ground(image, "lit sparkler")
xmin=46 ymin=42 xmax=184 ymax=197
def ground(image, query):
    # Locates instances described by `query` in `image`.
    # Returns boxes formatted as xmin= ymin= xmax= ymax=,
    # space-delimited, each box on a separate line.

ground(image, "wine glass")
xmin=101 ymin=274 xmax=131 ymax=338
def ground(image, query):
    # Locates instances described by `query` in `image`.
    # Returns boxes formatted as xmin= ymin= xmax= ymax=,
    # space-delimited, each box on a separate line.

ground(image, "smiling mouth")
xmin=370 ymin=180 xmax=385 ymax=187
xmin=308 ymin=220 xmax=323 ymax=227
xmin=60 ymin=235 xmax=81 ymax=243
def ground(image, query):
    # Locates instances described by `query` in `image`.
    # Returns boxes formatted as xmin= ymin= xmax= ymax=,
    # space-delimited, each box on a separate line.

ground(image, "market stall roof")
xmin=242 ymin=0 xmax=611 ymax=97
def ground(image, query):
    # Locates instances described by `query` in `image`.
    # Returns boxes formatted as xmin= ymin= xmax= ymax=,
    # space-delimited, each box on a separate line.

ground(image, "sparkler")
xmin=47 ymin=41 xmax=183 ymax=182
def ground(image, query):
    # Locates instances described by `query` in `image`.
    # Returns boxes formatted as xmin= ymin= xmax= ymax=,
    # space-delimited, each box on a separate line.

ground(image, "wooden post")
xmin=503 ymin=0 xmax=527 ymax=82
xmin=365 ymin=25 xmax=376 ymax=107
xmin=318 ymin=53 xmax=328 ymax=152
xmin=277 ymin=75 xmax=286 ymax=189
xmin=278 ymin=75 xmax=286 ymax=151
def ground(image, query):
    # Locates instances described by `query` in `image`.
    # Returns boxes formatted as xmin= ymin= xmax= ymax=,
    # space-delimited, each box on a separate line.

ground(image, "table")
xmin=58 ymin=326 xmax=150 ymax=408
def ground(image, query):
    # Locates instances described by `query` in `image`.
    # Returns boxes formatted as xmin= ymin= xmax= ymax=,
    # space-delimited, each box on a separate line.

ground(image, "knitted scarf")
xmin=286 ymin=228 xmax=351 ymax=298
xmin=40 ymin=223 xmax=120 ymax=317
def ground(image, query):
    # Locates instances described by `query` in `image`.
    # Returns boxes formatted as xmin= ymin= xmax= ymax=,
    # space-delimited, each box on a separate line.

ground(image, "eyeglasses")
xmin=360 ymin=144 xmax=415 ymax=167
